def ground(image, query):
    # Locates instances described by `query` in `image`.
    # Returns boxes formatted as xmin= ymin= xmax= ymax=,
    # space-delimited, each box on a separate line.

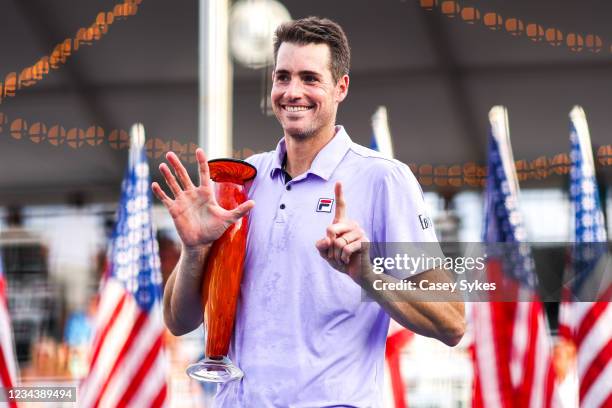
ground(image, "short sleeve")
xmin=370 ymin=162 xmax=444 ymax=279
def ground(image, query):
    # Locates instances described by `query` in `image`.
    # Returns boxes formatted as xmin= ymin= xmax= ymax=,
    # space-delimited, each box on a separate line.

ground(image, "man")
xmin=153 ymin=17 xmax=465 ymax=407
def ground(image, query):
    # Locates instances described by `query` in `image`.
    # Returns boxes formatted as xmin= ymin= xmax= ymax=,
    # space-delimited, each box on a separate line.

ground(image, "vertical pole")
xmin=199 ymin=0 xmax=232 ymax=159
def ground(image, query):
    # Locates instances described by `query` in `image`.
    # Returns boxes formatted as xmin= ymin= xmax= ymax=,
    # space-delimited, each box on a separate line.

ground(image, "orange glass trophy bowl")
xmin=186 ymin=158 xmax=256 ymax=383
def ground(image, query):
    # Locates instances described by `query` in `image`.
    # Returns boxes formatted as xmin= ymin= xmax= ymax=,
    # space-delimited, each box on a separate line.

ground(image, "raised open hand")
xmin=151 ymin=148 xmax=255 ymax=250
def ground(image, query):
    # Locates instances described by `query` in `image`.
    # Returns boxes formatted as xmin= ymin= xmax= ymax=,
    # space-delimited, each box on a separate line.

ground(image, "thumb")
xmin=315 ymin=236 xmax=331 ymax=252
xmin=231 ymin=199 xmax=255 ymax=220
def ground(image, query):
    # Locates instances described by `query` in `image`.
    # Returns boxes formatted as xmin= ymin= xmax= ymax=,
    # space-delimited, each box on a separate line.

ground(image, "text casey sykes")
xmin=371 ymin=279 xmax=497 ymax=293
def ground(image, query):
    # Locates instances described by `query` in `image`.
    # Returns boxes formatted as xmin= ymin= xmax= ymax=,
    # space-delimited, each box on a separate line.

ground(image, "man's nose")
xmin=285 ymin=78 xmax=303 ymax=99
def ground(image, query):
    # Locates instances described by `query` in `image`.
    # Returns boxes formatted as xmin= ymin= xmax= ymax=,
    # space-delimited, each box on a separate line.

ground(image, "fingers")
xmin=156 ymin=148 xmax=208 ymax=200
xmin=151 ymin=182 xmax=172 ymax=207
xmin=332 ymin=236 xmax=347 ymax=262
xmin=326 ymin=228 xmax=335 ymax=260
xmin=340 ymin=240 xmax=363 ymax=264
xmin=326 ymin=222 xmax=353 ymax=238
xmin=333 ymin=182 xmax=346 ymax=223
xmin=327 ymin=223 xmax=350 ymax=260
xmin=159 ymin=162 xmax=182 ymax=197
xmin=317 ymin=235 xmax=362 ymax=267
xmin=196 ymin=148 xmax=211 ymax=188
xmin=332 ymin=227 xmax=367 ymax=264
xmin=166 ymin=152 xmax=195 ymax=190
xmin=316 ymin=237 xmax=332 ymax=259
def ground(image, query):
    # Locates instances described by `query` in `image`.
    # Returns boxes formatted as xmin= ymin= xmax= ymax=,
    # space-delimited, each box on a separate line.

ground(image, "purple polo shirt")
xmin=215 ymin=126 xmax=439 ymax=407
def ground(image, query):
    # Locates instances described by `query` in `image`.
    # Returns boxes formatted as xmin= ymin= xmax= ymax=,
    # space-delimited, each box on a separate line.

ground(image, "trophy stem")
xmin=186 ymin=356 xmax=244 ymax=383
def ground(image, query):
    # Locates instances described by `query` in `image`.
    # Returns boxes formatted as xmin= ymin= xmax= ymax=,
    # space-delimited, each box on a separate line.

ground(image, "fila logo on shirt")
xmin=418 ymin=214 xmax=432 ymax=230
xmin=316 ymin=198 xmax=334 ymax=213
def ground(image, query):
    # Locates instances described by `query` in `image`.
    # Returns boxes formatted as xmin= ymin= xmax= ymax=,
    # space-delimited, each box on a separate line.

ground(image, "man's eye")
xmin=304 ymin=76 xmax=317 ymax=83
xmin=275 ymin=74 xmax=289 ymax=82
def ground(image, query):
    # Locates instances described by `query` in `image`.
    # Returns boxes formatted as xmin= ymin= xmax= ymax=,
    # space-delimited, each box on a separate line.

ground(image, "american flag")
xmin=0 ymin=255 xmax=18 ymax=408
xmin=471 ymin=106 xmax=556 ymax=408
xmin=558 ymin=106 xmax=611 ymax=408
xmin=79 ymin=124 xmax=168 ymax=408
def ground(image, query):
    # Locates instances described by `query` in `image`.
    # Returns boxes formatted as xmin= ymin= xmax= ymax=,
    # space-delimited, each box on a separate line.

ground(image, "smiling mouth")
xmin=282 ymin=105 xmax=313 ymax=112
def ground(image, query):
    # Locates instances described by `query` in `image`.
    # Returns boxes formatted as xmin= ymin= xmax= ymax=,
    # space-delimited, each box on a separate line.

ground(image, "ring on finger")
xmin=340 ymin=237 xmax=349 ymax=246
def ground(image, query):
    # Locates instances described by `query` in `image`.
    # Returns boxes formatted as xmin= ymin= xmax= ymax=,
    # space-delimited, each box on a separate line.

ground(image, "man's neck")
xmin=284 ymin=124 xmax=337 ymax=177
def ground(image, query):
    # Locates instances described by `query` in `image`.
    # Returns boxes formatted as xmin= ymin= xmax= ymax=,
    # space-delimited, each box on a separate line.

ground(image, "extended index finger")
xmin=333 ymin=181 xmax=346 ymax=223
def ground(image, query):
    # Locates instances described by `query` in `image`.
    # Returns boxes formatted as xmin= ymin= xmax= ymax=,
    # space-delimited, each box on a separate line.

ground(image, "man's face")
xmin=271 ymin=42 xmax=349 ymax=140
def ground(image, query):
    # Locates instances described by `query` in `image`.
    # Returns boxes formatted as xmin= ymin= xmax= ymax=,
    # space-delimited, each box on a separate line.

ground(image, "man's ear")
xmin=336 ymin=74 xmax=350 ymax=103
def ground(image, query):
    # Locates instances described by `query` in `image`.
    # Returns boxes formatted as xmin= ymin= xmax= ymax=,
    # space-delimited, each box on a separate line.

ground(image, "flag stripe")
xmin=575 ymin=301 xmax=607 ymax=347
xmin=0 ymin=267 xmax=18 ymax=408
xmin=115 ymin=333 xmax=164 ymax=408
xmin=597 ymin=386 xmax=612 ymax=408
xmin=519 ymin=302 xmax=538 ymax=406
xmin=581 ymin=351 xmax=612 ymax=408
xmin=579 ymin=336 xmax=612 ymax=403
xmin=0 ymin=311 xmax=17 ymax=384
xmin=88 ymin=291 xmax=128 ymax=370
xmin=529 ymin=304 xmax=554 ymax=408
xmin=474 ymin=302 xmax=506 ymax=408
xmin=576 ymin=305 xmax=612 ymax=384
xmin=80 ymin=295 xmax=140 ymax=407
xmin=92 ymin=310 xmax=148 ymax=408
xmin=98 ymin=308 xmax=165 ymax=407
xmin=0 ymin=346 xmax=17 ymax=408
xmin=150 ymin=383 xmax=168 ymax=408
xmin=510 ymin=301 xmax=529 ymax=387
xmin=122 ymin=351 xmax=168 ymax=408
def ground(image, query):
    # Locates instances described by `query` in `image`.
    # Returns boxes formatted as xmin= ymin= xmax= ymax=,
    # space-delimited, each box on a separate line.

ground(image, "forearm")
xmin=163 ymin=245 xmax=210 ymax=335
xmin=358 ymin=267 xmax=466 ymax=347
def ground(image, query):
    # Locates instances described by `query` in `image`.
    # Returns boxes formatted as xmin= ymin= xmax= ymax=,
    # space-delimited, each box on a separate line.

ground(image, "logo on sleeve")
xmin=418 ymin=214 xmax=432 ymax=230
xmin=316 ymin=198 xmax=334 ymax=213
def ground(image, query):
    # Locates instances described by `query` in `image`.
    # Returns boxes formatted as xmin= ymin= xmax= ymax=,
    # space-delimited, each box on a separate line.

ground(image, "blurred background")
xmin=0 ymin=0 xmax=611 ymax=406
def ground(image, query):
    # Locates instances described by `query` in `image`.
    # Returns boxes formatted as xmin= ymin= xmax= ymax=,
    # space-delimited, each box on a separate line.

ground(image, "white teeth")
xmin=285 ymin=106 xmax=311 ymax=112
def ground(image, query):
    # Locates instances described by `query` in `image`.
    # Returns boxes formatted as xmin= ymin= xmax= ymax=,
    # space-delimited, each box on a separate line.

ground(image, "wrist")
xmin=351 ymin=257 xmax=378 ymax=289
xmin=181 ymin=243 xmax=211 ymax=258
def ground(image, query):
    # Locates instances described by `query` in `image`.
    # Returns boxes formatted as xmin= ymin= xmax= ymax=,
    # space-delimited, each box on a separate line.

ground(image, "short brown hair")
xmin=273 ymin=17 xmax=351 ymax=83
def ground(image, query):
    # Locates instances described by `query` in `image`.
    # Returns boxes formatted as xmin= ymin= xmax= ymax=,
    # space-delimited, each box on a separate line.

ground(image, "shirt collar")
xmin=270 ymin=126 xmax=352 ymax=181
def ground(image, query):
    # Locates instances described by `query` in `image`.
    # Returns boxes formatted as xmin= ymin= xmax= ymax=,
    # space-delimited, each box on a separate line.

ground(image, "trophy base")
xmin=186 ymin=356 xmax=244 ymax=383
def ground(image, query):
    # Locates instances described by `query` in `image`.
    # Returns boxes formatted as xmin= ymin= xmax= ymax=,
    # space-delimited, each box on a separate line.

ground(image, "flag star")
xmin=582 ymin=230 xmax=594 ymax=241
xmin=581 ymin=197 xmax=595 ymax=211
xmin=581 ymin=214 xmax=593 ymax=227
xmin=570 ymin=149 xmax=580 ymax=161
xmin=581 ymin=180 xmax=594 ymax=194
xmin=509 ymin=211 xmax=522 ymax=226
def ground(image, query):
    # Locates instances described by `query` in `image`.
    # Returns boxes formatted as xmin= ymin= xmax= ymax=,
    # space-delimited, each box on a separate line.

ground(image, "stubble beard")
xmin=276 ymin=111 xmax=335 ymax=143
xmin=274 ymin=110 xmax=319 ymax=141
xmin=285 ymin=125 xmax=317 ymax=141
